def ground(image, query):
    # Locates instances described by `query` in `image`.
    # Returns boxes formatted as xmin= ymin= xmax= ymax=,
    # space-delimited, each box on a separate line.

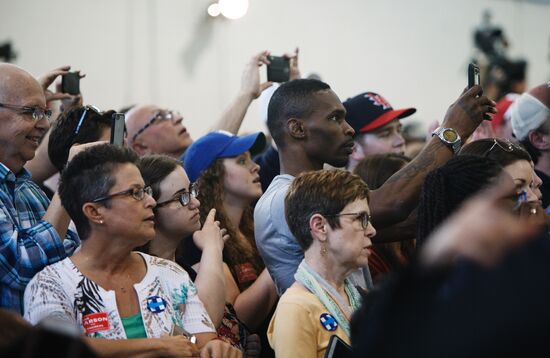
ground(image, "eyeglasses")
xmin=482 ymin=138 xmax=516 ymax=157
xmin=156 ymin=183 xmax=199 ymax=208
xmin=92 ymin=186 xmax=153 ymax=203
xmin=131 ymin=110 xmax=181 ymax=143
xmin=0 ymin=103 xmax=52 ymax=121
xmin=74 ymin=105 xmax=102 ymax=136
xmin=324 ymin=211 xmax=372 ymax=230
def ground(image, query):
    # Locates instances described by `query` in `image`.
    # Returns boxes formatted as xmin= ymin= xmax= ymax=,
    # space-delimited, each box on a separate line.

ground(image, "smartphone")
xmin=267 ymin=55 xmax=290 ymax=83
xmin=324 ymin=334 xmax=352 ymax=358
xmin=110 ymin=113 xmax=125 ymax=146
xmin=61 ymin=72 xmax=80 ymax=95
xmin=468 ymin=63 xmax=480 ymax=89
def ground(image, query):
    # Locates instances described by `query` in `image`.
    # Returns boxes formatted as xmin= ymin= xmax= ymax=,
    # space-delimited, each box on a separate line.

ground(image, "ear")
xmin=309 ymin=213 xmax=327 ymax=242
xmin=528 ymin=131 xmax=550 ymax=151
xmin=82 ymin=202 xmax=105 ymax=225
xmin=132 ymin=141 xmax=151 ymax=156
xmin=287 ymin=118 xmax=306 ymax=140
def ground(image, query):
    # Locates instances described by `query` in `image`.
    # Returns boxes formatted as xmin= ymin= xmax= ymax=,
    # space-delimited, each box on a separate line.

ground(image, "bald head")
xmin=529 ymin=82 xmax=550 ymax=108
xmin=125 ymin=104 xmax=160 ymax=145
xmin=0 ymin=63 xmax=45 ymax=106
xmin=0 ymin=64 xmax=49 ymax=173
xmin=125 ymin=104 xmax=192 ymax=157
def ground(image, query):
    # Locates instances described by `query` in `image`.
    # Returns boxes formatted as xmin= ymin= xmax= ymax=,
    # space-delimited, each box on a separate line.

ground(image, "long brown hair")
xmin=197 ymin=159 xmax=264 ymax=284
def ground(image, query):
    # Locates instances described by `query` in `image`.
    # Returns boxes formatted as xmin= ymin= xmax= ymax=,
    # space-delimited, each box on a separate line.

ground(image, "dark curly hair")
xmin=196 ymin=159 xmax=263 ymax=287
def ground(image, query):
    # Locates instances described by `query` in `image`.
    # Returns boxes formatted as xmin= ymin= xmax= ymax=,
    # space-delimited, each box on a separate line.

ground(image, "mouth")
xmin=26 ymin=135 xmax=41 ymax=146
xmin=190 ymin=210 xmax=200 ymax=221
xmin=144 ymin=214 xmax=155 ymax=222
xmin=179 ymin=127 xmax=188 ymax=136
xmin=252 ymin=177 xmax=261 ymax=184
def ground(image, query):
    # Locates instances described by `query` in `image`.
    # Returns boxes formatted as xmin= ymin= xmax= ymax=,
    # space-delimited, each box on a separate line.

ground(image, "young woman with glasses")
xmin=23 ymin=144 xmax=240 ymax=358
xmin=139 ymin=154 xmax=261 ymax=356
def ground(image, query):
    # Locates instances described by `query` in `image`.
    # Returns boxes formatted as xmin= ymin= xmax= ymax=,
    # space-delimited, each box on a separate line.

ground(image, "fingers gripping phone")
xmin=61 ymin=72 xmax=80 ymax=95
xmin=267 ymin=55 xmax=290 ymax=83
xmin=110 ymin=113 xmax=125 ymax=146
xmin=468 ymin=63 xmax=480 ymax=89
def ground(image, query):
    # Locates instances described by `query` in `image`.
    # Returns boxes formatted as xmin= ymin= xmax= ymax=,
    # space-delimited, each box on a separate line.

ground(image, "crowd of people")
xmin=1 ymin=46 xmax=549 ymax=358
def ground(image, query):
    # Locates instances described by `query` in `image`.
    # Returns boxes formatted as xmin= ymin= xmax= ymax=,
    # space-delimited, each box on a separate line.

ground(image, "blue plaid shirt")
xmin=0 ymin=163 xmax=79 ymax=314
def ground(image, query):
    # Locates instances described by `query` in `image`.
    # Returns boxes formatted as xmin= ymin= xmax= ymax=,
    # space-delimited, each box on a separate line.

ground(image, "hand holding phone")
xmin=110 ymin=113 xmax=125 ymax=146
xmin=61 ymin=72 xmax=80 ymax=95
xmin=267 ymin=55 xmax=290 ymax=83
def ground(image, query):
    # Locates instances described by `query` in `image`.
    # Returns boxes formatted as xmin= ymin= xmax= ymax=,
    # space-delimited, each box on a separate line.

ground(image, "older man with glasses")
xmin=126 ymin=105 xmax=193 ymax=158
xmin=0 ymin=63 xmax=81 ymax=314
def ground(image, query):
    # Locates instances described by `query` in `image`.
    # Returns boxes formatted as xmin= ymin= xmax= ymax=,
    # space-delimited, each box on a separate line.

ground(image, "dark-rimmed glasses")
xmin=131 ymin=110 xmax=181 ymax=143
xmin=0 ymin=103 xmax=52 ymax=121
xmin=156 ymin=183 xmax=199 ymax=208
xmin=324 ymin=211 xmax=372 ymax=230
xmin=74 ymin=105 xmax=102 ymax=136
xmin=92 ymin=186 xmax=153 ymax=203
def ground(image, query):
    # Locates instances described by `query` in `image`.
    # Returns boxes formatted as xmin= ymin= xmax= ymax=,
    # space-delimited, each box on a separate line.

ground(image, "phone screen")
xmin=110 ymin=113 xmax=125 ymax=146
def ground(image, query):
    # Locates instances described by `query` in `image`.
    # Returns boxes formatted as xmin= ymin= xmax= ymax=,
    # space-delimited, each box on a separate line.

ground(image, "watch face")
xmin=442 ymin=129 xmax=457 ymax=142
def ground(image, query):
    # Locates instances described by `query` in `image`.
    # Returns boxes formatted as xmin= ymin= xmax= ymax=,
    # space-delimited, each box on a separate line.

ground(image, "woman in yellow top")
xmin=268 ymin=170 xmax=376 ymax=357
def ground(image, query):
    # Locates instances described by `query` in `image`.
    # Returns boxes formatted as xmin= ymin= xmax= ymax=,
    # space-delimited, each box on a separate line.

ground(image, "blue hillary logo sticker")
xmin=147 ymin=296 xmax=167 ymax=313
xmin=319 ymin=313 xmax=338 ymax=331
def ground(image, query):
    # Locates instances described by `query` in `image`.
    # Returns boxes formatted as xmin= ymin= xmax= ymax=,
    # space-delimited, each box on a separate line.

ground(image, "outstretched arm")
xmin=370 ymin=86 xmax=496 ymax=229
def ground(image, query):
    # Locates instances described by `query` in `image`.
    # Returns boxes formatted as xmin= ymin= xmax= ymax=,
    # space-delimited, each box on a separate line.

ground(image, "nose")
xmin=36 ymin=115 xmax=50 ymax=131
xmin=145 ymin=192 xmax=157 ymax=208
xmin=342 ymin=119 xmax=355 ymax=137
xmin=393 ymin=133 xmax=405 ymax=148
xmin=526 ymin=186 xmax=540 ymax=203
xmin=188 ymin=195 xmax=200 ymax=209
xmin=251 ymin=161 xmax=260 ymax=173
xmin=365 ymin=222 xmax=376 ymax=240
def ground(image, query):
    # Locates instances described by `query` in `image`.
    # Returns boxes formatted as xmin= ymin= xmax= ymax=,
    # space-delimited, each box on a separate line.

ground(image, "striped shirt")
xmin=0 ymin=163 xmax=79 ymax=314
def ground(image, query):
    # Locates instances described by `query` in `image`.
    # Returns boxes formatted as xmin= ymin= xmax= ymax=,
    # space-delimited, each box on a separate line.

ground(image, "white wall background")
xmin=1 ymin=0 xmax=549 ymax=138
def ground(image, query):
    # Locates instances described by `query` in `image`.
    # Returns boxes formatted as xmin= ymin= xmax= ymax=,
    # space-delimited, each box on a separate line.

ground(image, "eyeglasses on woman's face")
xmin=92 ymin=186 xmax=153 ymax=203
xmin=156 ymin=183 xmax=199 ymax=208
xmin=324 ymin=211 xmax=372 ymax=230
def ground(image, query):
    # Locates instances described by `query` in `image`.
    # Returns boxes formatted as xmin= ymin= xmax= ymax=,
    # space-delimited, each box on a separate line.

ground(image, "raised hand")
xmin=441 ymin=85 xmax=497 ymax=140
xmin=193 ymin=209 xmax=226 ymax=253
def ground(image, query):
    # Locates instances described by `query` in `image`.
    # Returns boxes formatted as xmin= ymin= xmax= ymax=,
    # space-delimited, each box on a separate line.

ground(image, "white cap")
xmin=511 ymin=92 xmax=550 ymax=140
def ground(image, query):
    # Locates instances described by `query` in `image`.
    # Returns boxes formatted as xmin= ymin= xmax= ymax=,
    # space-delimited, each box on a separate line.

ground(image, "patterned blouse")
xmin=24 ymin=252 xmax=215 ymax=338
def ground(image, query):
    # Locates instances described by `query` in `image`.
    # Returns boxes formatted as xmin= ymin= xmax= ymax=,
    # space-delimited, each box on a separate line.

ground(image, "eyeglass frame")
xmin=92 ymin=186 xmax=153 ymax=203
xmin=156 ymin=183 xmax=199 ymax=208
xmin=0 ymin=103 xmax=52 ymax=121
xmin=323 ymin=211 xmax=372 ymax=230
xmin=482 ymin=138 xmax=516 ymax=157
xmin=74 ymin=105 xmax=102 ymax=136
xmin=131 ymin=110 xmax=181 ymax=143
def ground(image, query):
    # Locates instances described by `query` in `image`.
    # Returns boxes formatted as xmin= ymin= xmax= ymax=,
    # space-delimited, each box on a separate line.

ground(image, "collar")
xmin=0 ymin=162 xmax=32 ymax=184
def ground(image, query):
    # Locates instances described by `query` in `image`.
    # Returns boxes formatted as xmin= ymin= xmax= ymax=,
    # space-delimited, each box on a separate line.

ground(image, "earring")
xmin=99 ymin=220 xmax=104 ymax=224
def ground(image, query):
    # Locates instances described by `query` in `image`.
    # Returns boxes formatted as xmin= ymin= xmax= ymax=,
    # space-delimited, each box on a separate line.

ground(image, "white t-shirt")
xmin=24 ymin=252 xmax=215 ymax=339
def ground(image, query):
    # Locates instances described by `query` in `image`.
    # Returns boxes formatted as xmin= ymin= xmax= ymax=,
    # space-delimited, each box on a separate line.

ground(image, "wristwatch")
xmin=432 ymin=127 xmax=461 ymax=154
